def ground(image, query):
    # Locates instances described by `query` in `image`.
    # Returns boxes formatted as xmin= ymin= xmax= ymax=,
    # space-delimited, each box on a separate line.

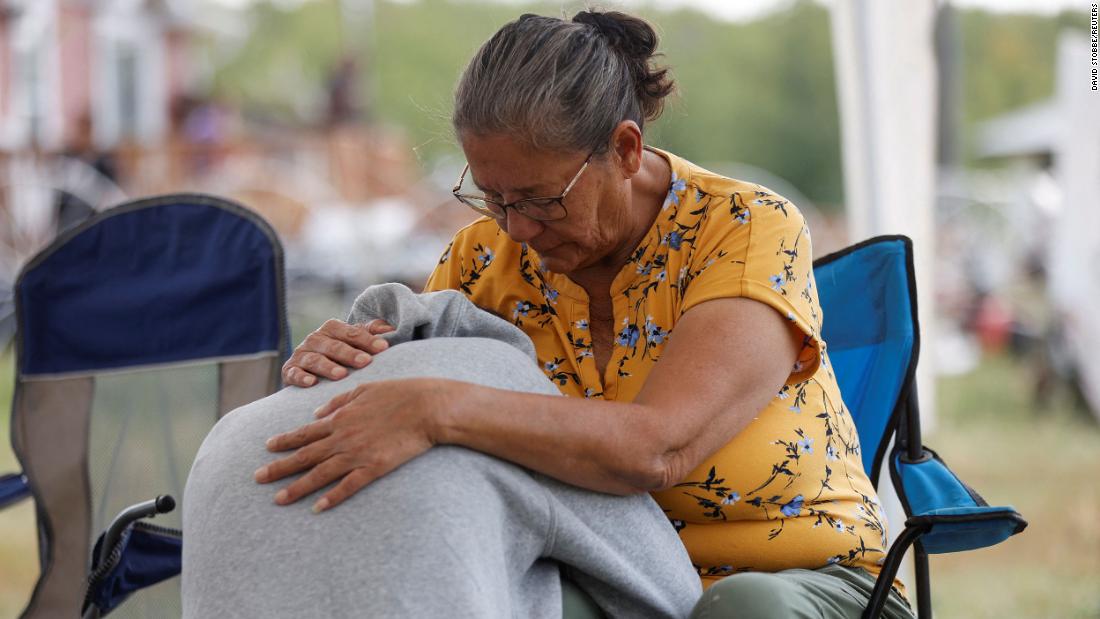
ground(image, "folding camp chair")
xmin=0 ymin=194 xmax=289 ymax=618
xmin=813 ymin=235 xmax=1027 ymax=618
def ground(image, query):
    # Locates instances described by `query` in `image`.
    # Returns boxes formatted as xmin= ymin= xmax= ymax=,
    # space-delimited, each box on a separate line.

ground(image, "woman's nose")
xmin=503 ymin=208 xmax=545 ymax=243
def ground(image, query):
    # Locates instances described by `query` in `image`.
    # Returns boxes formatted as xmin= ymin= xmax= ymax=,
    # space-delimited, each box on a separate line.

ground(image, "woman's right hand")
xmin=282 ymin=318 xmax=395 ymax=387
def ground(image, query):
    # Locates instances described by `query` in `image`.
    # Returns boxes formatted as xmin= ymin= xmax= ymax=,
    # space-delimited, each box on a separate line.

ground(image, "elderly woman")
xmin=246 ymin=10 xmax=914 ymax=619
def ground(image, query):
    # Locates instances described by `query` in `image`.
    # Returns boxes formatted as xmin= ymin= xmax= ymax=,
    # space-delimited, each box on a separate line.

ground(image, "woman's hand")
xmin=254 ymin=378 xmax=455 ymax=512
xmin=282 ymin=318 xmax=395 ymax=387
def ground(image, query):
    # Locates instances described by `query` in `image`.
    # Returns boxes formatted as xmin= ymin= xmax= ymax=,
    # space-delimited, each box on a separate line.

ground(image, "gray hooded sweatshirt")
xmin=182 ymin=283 xmax=701 ymax=618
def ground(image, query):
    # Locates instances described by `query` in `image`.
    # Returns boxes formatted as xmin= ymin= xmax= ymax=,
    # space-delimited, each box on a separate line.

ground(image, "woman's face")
xmin=459 ymin=132 xmax=636 ymax=276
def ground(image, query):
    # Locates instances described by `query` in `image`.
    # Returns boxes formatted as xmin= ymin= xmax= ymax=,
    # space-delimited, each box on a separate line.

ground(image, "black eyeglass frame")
xmin=451 ymin=153 xmax=594 ymax=222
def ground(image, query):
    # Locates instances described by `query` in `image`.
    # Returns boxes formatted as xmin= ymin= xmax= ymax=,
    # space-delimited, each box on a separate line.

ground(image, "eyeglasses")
xmin=452 ymin=153 xmax=593 ymax=222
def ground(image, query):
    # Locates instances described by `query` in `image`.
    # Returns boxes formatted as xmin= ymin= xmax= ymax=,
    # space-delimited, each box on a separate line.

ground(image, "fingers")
xmin=264 ymin=417 xmax=335 ymax=454
xmin=300 ymin=350 xmax=354 ymax=381
xmin=282 ymin=364 xmax=319 ymax=388
xmin=254 ymin=442 xmax=332 ymax=491
xmin=314 ymin=468 xmax=374 ymax=513
xmin=273 ymin=454 xmax=353 ymax=507
xmin=319 ymin=319 xmax=393 ymax=356
xmin=282 ymin=319 xmax=395 ymax=387
xmin=367 ymin=319 xmax=396 ymax=335
xmin=313 ymin=384 xmax=366 ymax=419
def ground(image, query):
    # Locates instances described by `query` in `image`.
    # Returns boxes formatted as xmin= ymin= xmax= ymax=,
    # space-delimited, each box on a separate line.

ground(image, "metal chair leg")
xmin=862 ymin=524 xmax=928 ymax=619
xmin=914 ymin=543 xmax=931 ymax=619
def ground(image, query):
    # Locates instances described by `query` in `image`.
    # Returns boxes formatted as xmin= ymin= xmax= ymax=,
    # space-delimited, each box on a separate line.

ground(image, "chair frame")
xmin=814 ymin=235 xmax=924 ymax=617
xmin=814 ymin=235 xmax=1026 ymax=619
xmin=2 ymin=193 xmax=290 ymax=619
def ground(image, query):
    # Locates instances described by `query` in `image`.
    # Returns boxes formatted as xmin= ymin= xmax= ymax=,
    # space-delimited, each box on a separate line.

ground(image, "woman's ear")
xmin=609 ymin=120 xmax=644 ymax=178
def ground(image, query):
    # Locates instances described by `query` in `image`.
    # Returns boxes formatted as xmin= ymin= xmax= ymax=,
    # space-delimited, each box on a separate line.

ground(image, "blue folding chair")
xmin=0 ymin=194 xmax=289 ymax=618
xmin=814 ymin=235 xmax=1027 ymax=618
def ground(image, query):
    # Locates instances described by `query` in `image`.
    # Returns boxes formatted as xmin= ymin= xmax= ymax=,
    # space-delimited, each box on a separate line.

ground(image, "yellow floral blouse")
xmin=423 ymin=147 xmax=892 ymax=589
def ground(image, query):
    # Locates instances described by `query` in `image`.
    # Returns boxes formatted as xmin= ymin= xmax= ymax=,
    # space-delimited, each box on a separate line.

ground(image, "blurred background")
xmin=0 ymin=0 xmax=1096 ymax=616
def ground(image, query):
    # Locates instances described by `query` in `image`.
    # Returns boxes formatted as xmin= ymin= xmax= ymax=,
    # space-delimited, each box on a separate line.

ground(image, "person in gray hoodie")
xmin=182 ymin=283 xmax=701 ymax=618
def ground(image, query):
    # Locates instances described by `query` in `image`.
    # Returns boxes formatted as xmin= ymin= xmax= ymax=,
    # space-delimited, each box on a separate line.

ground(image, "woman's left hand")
xmin=254 ymin=378 xmax=454 ymax=513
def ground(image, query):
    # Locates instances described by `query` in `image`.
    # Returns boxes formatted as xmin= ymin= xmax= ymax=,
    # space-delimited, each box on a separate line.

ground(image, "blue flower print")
xmin=657 ymin=270 xmax=667 ymax=282
xmin=479 ymin=248 xmax=494 ymax=266
xmin=616 ymin=322 xmax=640 ymax=348
xmin=788 ymin=404 xmax=801 ymax=414
xmin=512 ymin=300 xmax=532 ymax=319
xmin=644 ymin=316 xmax=670 ymax=345
xmin=797 ymin=437 xmax=814 ymax=455
xmin=722 ymin=491 xmax=741 ymax=506
xmin=543 ymin=286 xmax=559 ymax=303
xmin=636 ymin=262 xmax=654 ymax=276
xmin=780 ymin=495 xmax=804 ymax=518
xmin=769 ymin=274 xmax=784 ymax=292
xmin=834 ymin=519 xmax=846 ymax=533
xmin=826 ymin=445 xmax=840 ymax=461
xmin=662 ymin=230 xmax=684 ymax=250
xmin=663 ymin=172 xmax=687 ymax=210
xmin=575 ymin=319 xmax=589 ymax=330
xmin=544 ymin=360 xmax=559 ymax=373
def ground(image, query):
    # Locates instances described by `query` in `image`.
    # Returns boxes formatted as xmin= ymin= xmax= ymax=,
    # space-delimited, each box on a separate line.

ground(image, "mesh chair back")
xmin=813 ymin=236 xmax=919 ymax=485
xmin=11 ymin=194 xmax=288 ymax=618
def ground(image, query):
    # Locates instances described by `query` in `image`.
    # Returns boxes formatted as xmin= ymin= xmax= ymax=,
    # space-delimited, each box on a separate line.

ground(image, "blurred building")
xmin=971 ymin=33 xmax=1100 ymax=419
xmin=0 ymin=0 xmax=199 ymax=152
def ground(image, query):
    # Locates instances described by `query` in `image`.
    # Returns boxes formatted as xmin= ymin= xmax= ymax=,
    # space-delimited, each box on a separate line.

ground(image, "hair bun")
xmin=572 ymin=10 xmax=656 ymax=59
xmin=571 ymin=10 xmax=673 ymax=123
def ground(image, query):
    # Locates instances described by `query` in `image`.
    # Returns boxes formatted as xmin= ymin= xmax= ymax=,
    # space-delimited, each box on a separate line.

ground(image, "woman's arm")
xmin=436 ymin=296 xmax=802 ymax=494
xmin=258 ymin=296 xmax=801 ymax=510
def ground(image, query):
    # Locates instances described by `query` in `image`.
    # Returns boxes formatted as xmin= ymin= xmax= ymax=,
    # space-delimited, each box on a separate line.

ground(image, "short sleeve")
xmin=680 ymin=188 xmax=822 ymax=385
xmin=423 ymin=239 xmax=459 ymax=293
xmin=422 ymin=220 xmax=501 ymax=298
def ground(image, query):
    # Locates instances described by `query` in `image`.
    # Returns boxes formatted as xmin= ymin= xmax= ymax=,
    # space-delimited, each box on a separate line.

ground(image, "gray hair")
xmin=453 ymin=11 xmax=675 ymax=155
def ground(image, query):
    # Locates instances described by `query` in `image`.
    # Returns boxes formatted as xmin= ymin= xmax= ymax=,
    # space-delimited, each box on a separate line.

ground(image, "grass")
xmin=927 ymin=354 xmax=1100 ymax=618
xmin=0 ymin=347 xmax=1097 ymax=616
xmin=0 ymin=349 xmax=37 ymax=618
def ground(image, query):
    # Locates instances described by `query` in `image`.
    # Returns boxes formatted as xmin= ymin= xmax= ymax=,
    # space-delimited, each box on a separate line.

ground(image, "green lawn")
xmin=0 ymin=349 xmax=1096 ymax=616
xmin=0 ymin=349 xmax=36 ymax=618
xmin=924 ymin=355 xmax=1100 ymax=618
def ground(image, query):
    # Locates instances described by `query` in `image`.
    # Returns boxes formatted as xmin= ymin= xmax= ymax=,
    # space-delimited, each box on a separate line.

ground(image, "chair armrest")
xmin=864 ymin=448 xmax=1029 ymax=618
xmin=83 ymin=496 xmax=181 ymax=619
xmin=890 ymin=448 xmax=1027 ymax=554
xmin=0 ymin=472 xmax=31 ymax=509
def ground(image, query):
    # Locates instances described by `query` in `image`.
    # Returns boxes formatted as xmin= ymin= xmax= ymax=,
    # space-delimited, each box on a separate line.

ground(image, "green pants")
xmin=688 ymin=565 xmax=914 ymax=619
xmin=562 ymin=565 xmax=915 ymax=618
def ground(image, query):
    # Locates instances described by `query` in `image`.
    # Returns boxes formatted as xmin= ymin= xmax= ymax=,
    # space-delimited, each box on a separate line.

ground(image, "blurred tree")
xmin=958 ymin=8 xmax=1087 ymax=163
xmin=209 ymin=0 xmax=1085 ymax=210
xmin=213 ymin=1 xmax=346 ymax=123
